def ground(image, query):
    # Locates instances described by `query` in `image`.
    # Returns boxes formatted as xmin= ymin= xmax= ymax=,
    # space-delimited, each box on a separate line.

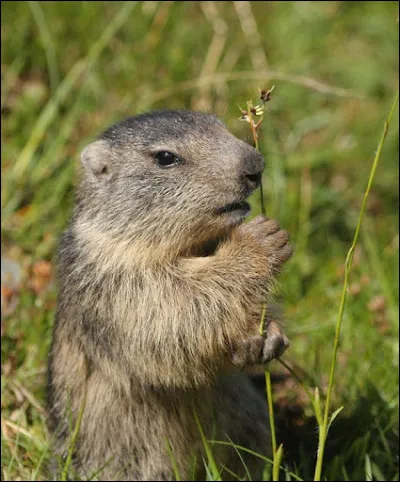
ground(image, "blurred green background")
xmin=1 ymin=1 xmax=399 ymax=480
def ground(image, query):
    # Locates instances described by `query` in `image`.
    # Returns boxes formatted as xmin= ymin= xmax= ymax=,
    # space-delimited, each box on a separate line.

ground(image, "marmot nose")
xmin=244 ymin=171 xmax=262 ymax=189
xmin=241 ymin=150 xmax=264 ymax=191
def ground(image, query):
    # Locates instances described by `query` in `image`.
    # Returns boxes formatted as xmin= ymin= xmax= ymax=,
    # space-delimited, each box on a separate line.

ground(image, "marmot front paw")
xmin=231 ymin=321 xmax=289 ymax=368
xmin=262 ymin=319 xmax=290 ymax=363
xmin=248 ymin=215 xmax=293 ymax=267
xmin=237 ymin=215 xmax=293 ymax=272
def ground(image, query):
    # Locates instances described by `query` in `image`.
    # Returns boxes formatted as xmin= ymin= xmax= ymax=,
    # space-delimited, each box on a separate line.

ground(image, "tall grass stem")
xmin=313 ymin=91 xmax=399 ymax=481
xmin=245 ymin=96 xmax=280 ymax=480
xmin=61 ymin=396 xmax=86 ymax=481
xmin=8 ymin=1 xmax=137 ymax=185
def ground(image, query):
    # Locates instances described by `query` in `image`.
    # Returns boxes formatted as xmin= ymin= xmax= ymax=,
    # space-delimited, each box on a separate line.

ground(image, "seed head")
xmin=260 ymin=85 xmax=275 ymax=103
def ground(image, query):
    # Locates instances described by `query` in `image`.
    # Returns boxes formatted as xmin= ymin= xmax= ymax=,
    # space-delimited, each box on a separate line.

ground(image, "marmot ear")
xmin=80 ymin=140 xmax=113 ymax=182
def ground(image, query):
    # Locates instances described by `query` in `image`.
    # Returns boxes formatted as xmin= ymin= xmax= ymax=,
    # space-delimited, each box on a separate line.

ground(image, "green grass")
xmin=1 ymin=1 xmax=399 ymax=480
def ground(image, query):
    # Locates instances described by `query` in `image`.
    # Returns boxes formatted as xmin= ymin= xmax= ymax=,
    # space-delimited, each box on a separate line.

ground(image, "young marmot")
xmin=47 ymin=110 xmax=292 ymax=481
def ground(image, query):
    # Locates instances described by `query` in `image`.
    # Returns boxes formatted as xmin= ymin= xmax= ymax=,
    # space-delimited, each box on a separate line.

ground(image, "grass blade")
xmin=61 ymin=397 xmax=86 ymax=481
xmin=365 ymin=454 xmax=373 ymax=481
xmin=273 ymin=444 xmax=284 ymax=481
xmin=313 ymin=91 xmax=399 ymax=481
xmin=313 ymin=387 xmax=323 ymax=427
xmin=265 ymin=369 xmax=277 ymax=459
xmin=27 ymin=1 xmax=59 ymax=93
xmin=193 ymin=410 xmax=222 ymax=481
xmin=328 ymin=406 xmax=344 ymax=432
xmin=6 ymin=1 xmax=137 ymax=187
xmin=208 ymin=440 xmax=303 ymax=481
xmin=165 ymin=438 xmax=181 ymax=481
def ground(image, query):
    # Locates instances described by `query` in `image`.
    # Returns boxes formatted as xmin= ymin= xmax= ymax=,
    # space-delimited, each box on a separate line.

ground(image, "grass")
xmin=312 ymin=91 xmax=398 ymax=482
xmin=1 ymin=1 xmax=399 ymax=480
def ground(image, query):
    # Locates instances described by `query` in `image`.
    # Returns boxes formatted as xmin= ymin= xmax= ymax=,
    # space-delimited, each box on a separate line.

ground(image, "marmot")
xmin=47 ymin=110 xmax=292 ymax=481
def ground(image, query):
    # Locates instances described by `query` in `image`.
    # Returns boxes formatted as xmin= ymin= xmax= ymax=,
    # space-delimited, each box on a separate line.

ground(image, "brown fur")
xmin=47 ymin=110 xmax=292 ymax=480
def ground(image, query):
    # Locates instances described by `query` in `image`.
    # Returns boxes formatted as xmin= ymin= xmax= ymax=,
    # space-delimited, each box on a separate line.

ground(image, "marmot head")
xmin=76 ymin=110 xmax=264 ymax=261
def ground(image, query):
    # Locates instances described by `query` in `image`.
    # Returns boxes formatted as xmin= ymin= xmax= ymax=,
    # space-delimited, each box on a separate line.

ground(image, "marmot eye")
xmin=155 ymin=151 xmax=183 ymax=168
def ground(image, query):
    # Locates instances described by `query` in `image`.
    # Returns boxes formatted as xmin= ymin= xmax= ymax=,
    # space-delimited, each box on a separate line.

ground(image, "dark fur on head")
xmin=76 ymin=110 xmax=264 ymax=262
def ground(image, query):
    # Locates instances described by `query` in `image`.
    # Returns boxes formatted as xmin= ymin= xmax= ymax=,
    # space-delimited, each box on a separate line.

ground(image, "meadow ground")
xmin=1 ymin=2 xmax=399 ymax=480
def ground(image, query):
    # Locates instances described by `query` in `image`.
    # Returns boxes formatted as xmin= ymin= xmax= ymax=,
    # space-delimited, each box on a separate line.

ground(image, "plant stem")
xmin=61 ymin=396 xmax=86 ymax=481
xmin=246 ymin=101 xmax=266 ymax=217
xmin=313 ymin=91 xmax=399 ymax=481
xmin=246 ymin=97 xmax=280 ymax=479
xmin=265 ymin=370 xmax=277 ymax=456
